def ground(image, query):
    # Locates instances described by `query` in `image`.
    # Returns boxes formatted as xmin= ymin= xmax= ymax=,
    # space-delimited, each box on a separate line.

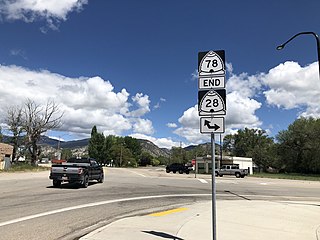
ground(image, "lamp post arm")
xmin=279 ymin=32 xmax=318 ymax=48
xmin=277 ymin=31 xmax=320 ymax=79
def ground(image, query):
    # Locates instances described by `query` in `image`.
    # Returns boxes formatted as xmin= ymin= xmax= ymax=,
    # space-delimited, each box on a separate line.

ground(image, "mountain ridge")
xmin=2 ymin=135 xmax=216 ymax=159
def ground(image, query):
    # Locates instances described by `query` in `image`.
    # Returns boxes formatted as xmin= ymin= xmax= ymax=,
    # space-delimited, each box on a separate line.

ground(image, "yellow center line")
xmin=148 ymin=208 xmax=188 ymax=217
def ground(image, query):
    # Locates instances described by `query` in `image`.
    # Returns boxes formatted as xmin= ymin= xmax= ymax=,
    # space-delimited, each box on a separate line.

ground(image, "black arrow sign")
xmin=204 ymin=120 xmax=220 ymax=131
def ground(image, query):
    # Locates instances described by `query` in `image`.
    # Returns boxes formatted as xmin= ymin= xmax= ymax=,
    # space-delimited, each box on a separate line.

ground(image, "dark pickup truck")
xmin=166 ymin=163 xmax=191 ymax=174
xmin=49 ymin=157 xmax=104 ymax=188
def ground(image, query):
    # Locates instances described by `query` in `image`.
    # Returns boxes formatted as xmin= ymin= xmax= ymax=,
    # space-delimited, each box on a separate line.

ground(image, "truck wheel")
xmin=166 ymin=169 xmax=170 ymax=173
xmin=98 ymin=173 xmax=104 ymax=183
xmin=215 ymin=172 xmax=219 ymax=177
xmin=82 ymin=175 xmax=89 ymax=188
xmin=235 ymin=172 xmax=241 ymax=178
xmin=219 ymin=174 xmax=223 ymax=177
xmin=53 ymin=180 xmax=61 ymax=188
xmin=179 ymin=170 xmax=184 ymax=174
xmin=186 ymin=170 xmax=190 ymax=174
xmin=173 ymin=171 xmax=176 ymax=174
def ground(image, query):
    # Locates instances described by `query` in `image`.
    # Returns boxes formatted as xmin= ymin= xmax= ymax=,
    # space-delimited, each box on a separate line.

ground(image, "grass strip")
xmin=251 ymin=172 xmax=320 ymax=181
xmin=0 ymin=163 xmax=50 ymax=173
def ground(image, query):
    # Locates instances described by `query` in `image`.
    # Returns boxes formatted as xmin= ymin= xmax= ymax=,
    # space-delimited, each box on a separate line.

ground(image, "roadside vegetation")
xmin=252 ymin=172 xmax=320 ymax=181
xmin=223 ymin=117 xmax=320 ymax=175
xmin=0 ymin=162 xmax=50 ymax=173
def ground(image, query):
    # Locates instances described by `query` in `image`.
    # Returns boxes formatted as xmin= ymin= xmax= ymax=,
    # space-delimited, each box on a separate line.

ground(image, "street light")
xmin=276 ymin=31 xmax=320 ymax=78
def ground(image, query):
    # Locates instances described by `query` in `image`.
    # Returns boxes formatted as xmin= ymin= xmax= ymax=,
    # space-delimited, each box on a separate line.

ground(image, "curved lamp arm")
xmin=276 ymin=31 xmax=320 ymax=79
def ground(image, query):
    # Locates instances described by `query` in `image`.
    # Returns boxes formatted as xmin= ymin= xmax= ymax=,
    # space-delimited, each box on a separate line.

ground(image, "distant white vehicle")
xmin=215 ymin=164 xmax=248 ymax=178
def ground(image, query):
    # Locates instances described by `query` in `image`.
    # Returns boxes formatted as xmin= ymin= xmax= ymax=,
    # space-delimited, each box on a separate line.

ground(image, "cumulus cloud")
xmin=227 ymin=72 xmax=262 ymax=98
xmin=263 ymin=61 xmax=320 ymax=118
xmin=226 ymin=91 xmax=262 ymax=128
xmin=0 ymin=64 xmax=152 ymax=139
xmin=173 ymin=105 xmax=210 ymax=144
xmin=132 ymin=118 xmax=154 ymax=135
xmin=166 ymin=123 xmax=177 ymax=128
xmin=0 ymin=0 xmax=88 ymax=32
xmin=128 ymin=93 xmax=150 ymax=117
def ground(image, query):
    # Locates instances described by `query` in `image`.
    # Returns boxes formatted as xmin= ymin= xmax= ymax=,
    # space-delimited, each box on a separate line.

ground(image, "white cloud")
xmin=174 ymin=125 xmax=210 ymax=145
xmin=225 ymin=91 xmax=262 ymax=128
xmin=173 ymin=105 xmax=210 ymax=144
xmin=0 ymin=0 xmax=88 ymax=32
xmin=153 ymin=97 xmax=166 ymax=110
xmin=178 ymin=105 xmax=199 ymax=128
xmin=128 ymin=93 xmax=150 ymax=117
xmin=166 ymin=123 xmax=177 ymax=128
xmin=0 ymin=64 xmax=152 ymax=138
xmin=132 ymin=118 xmax=154 ymax=135
xmin=10 ymin=49 xmax=27 ymax=60
xmin=226 ymin=72 xmax=263 ymax=98
xmin=263 ymin=61 xmax=320 ymax=118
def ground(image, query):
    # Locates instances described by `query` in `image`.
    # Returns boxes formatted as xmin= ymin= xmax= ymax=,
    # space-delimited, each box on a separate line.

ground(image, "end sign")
xmin=199 ymin=76 xmax=225 ymax=89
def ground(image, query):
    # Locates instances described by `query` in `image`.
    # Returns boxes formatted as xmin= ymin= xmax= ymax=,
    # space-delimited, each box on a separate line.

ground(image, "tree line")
xmin=88 ymin=126 xmax=168 ymax=167
xmin=223 ymin=118 xmax=320 ymax=174
xmin=87 ymin=126 xmax=218 ymax=167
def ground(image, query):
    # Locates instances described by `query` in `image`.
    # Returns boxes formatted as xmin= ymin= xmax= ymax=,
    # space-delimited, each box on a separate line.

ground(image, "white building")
xmin=194 ymin=155 xmax=253 ymax=174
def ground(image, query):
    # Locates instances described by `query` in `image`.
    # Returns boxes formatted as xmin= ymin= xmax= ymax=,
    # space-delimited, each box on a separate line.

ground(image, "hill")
xmin=2 ymin=135 xmax=171 ymax=158
xmin=2 ymin=135 xmax=217 ymax=159
xmin=137 ymin=139 xmax=171 ymax=158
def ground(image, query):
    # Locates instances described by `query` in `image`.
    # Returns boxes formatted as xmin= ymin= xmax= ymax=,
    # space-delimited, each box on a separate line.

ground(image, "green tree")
xmin=110 ymin=143 xmax=134 ymax=167
xmin=224 ymin=128 xmax=275 ymax=171
xmin=104 ymin=135 xmax=117 ymax=165
xmin=124 ymin=136 xmax=141 ymax=160
xmin=61 ymin=148 xmax=72 ymax=160
xmin=151 ymin=158 xmax=160 ymax=166
xmin=170 ymin=146 xmax=186 ymax=163
xmin=139 ymin=151 xmax=153 ymax=166
xmin=276 ymin=117 xmax=320 ymax=173
xmin=88 ymin=126 xmax=106 ymax=164
xmin=158 ymin=156 xmax=169 ymax=165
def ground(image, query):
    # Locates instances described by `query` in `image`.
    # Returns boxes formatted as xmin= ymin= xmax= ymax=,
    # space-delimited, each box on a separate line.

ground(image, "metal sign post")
xmin=198 ymin=50 xmax=226 ymax=240
xmin=211 ymin=133 xmax=216 ymax=240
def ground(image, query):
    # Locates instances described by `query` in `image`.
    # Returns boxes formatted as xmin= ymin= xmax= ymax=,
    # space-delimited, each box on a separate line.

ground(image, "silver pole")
xmin=211 ymin=132 xmax=216 ymax=240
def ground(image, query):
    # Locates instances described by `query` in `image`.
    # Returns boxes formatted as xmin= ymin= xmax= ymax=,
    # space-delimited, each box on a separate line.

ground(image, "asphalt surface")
xmin=1 ymin=167 xmax=320 ymax=240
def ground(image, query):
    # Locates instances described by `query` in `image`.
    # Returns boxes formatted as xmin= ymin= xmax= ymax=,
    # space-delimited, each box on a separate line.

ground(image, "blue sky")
xmin=0 ymin=0 xmax=320 ymax=148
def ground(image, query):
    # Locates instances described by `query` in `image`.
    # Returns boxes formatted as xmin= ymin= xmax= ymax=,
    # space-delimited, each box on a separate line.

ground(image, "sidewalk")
xmin=80 ymin=200 xmax=320 ymax=240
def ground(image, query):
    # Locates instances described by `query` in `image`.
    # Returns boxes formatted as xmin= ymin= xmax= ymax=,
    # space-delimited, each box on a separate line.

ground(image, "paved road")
xmin=0 ymin=167 xmax=319 ymax=240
